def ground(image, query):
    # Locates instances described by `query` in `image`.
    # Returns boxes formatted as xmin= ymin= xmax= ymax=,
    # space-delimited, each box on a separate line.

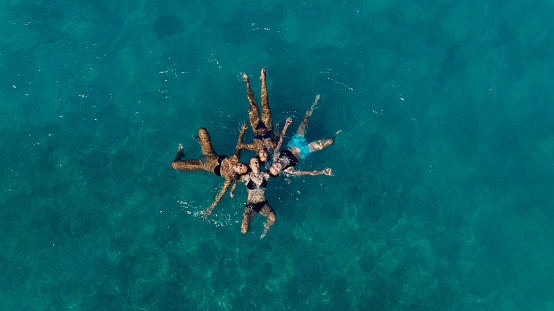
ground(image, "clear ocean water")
xmin=1 ymin=0 xmax=553 ymax=310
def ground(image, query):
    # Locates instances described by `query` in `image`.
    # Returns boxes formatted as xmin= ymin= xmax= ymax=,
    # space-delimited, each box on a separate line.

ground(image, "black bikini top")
xmin=246 ymin=178 xmax=267 ymax=190
xmin=213 ymin=155 xmax=227 ymax=177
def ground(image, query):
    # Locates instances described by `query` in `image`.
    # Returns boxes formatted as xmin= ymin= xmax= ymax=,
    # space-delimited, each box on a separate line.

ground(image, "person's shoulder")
xmin=239 ymin=173 xmax=251 ymax=182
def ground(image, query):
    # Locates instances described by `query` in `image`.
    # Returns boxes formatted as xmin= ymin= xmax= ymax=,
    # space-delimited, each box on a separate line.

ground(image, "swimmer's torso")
xmin=245 ymin=171 xmax=269 ymax=203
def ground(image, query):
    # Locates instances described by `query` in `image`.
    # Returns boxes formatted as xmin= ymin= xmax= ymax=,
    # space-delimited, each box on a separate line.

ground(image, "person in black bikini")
xmin=230 ymin=156 xmax=275 ymax=239
xmin=171 ymin=122 xmax=249 ymax=215
xmin=268 ymin=95 xmax=338 ymax=177
xmin=238 ymin=69 xmax=281 ymax=164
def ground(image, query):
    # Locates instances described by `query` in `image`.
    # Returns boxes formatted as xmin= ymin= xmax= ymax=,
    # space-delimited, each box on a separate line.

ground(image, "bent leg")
xmin=308 ymin=138 xmax=334 ymax=153
xmin=259 ymin=68 xmax=273 ymax=132
xmin=296 ymin=94 xmax=320 ymax=136
xmin=241 ymin=207 xmax=256 ymax=234
xmin=259 ymin=204 xmax=276 ymax=239
xmin=198 ymin=128 xmax=217 ymax=156
xmin=171 ymin=143 xmax=205 ymax=171
xmin=308 ymin=131 xmax=340 ymax=153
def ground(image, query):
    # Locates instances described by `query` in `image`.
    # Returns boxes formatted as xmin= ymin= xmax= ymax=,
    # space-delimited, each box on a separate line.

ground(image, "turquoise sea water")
xmin=2 ymin=0 xmax=554 ymax=309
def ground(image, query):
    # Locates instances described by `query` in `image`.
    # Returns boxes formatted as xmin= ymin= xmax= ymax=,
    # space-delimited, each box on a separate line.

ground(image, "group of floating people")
xmin=171 ymin=69 xmax=340 ymax=238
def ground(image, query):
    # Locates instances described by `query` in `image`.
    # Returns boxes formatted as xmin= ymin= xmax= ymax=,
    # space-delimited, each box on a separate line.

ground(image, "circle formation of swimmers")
xmin=172 ymin=69 xmax=340 ymax=239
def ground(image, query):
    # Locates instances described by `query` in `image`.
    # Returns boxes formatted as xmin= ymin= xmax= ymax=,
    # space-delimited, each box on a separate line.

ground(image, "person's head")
xmin=249 ymin=156 xmax=261 ymax=173
xmin=258 ymin=148 xmax=269 ymax=163
xmin=268 ymin=162 xmax=282 ymax=177
xmin=233 ymin=163 xmax=249 ymax=175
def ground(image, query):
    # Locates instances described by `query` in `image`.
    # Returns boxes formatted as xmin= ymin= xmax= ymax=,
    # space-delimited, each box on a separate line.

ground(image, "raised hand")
xmin=285 ymin=117 xmax=293 ymax=126
xmin=204 ymin=205 xmax=214 ymax=216
xmin=322 ymin=168 xmax=333 ymax=176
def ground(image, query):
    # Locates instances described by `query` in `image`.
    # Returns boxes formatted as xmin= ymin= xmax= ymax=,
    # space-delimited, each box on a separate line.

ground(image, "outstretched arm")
xmin=230 ymin=174 xmax=247 ymax=198
xmin=270 ymin=123 xmax=281 ymax=147
xmin=205 ymin=177 xmax=234 ymax=215
xmin=233 ymin=121 xmax=249 ymax=159
xmin=283 ymin=167 xmax=333 ymax=177
xmin=272 ymin=118 xmax=293 ymax=162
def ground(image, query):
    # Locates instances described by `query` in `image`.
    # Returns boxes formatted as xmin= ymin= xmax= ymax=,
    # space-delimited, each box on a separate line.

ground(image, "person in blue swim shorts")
xmin=268 ymin=94 xmax=340 ymax=177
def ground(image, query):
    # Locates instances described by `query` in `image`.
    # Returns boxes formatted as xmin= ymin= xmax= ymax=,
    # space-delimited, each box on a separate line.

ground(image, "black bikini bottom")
xmin=245 ymin=200 xmax=267 ymax=213
xmin=254 ymin=134 xmax=271 ymax=140
xmin=213 ymin=155 xmax=227 ymax=176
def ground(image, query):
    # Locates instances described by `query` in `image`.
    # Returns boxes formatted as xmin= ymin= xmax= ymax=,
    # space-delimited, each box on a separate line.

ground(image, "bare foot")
xmin=322 ymin=168 xmax=333 ymax=176
xmin=176 ymin=144 xmax=185 ymax=157
xmin=198 ymin=129 xmax=210 ymax=141
xmin=260 ymin=229 xmax=268 ymax=239
xmin=260 ymin=68 xmax=266 ymax=82
xmin=242 ymin=73 xmax=249 ymax=82
xmin=305 ymin=94 xmax=320 ymax=118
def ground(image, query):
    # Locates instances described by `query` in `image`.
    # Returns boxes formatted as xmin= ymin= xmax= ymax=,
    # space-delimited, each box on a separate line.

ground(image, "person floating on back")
xmin=230 ymin=155 xmax=276 ymax=239
xmin=238 ymin=68 xmax=281 ymax=166
xmin=269 ymin=95 xmax=339 ymax=177
xmin=171 ymin=122 xmax=249 ymax=215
